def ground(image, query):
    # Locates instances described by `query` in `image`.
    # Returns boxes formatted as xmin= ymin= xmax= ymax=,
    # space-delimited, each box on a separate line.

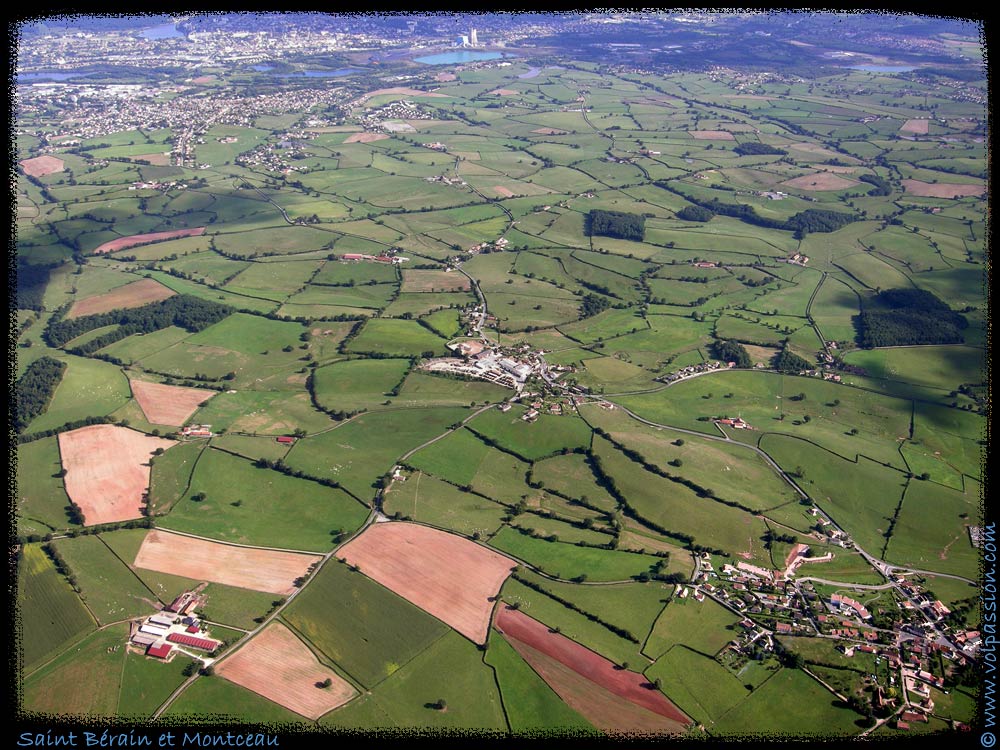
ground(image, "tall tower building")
xmin=470 ymin=27 xmax=478 ymax=46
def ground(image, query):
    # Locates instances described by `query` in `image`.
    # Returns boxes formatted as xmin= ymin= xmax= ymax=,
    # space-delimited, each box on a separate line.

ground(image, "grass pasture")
xmin=282 ymin=558 xmax=449 ymax=688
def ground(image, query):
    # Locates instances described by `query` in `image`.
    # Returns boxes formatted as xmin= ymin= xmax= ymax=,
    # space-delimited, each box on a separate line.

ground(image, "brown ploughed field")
xmin=67 ymin=278 xmax=176 ymax=319
xmin=781 ymin=173 xmax=859 ymax=191
xmin=133 ymin=530 xmax=323 ymax=595
xmin=495 ymin=605 xmax=690 ymax=729
xmin=688 ymin=131 xmax=735 ymax=140
xmin=902 ymin=179 xmax=984 ymax=198
xmin=58 ymin=425 xmax=174 ymax=525
xmin=130 ymin=379 xmax=216 ymax=426
xmin=93 ymin=227 xmax=206 ymax=254
xmin=336 ymin=521 xmax=516 ymax=644
xmin=20 ymin=155 xmax=65 ymax=177
xmin=216 ymin=623 xmax=356 ymax=719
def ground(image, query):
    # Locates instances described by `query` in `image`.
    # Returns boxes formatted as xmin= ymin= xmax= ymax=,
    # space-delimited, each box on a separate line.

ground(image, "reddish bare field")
xmin=216 ymin=623 xmax=356 ymax=720
xmin=58 ymin=425 xmax=174 ymax=525
xmin=689 ymin=131 xmax=735 ymax=141
xmin=336 ymin=521 xmax=516 ymax=644
xmin=532 ymin=128 xmax=568 ymax=135
xmin=493 ymin=186 xmax=517 ymax=198
xmin=900 ymin=119 xmax=930 ymax=135
xmin=130 ymin=379 xmax=216 ymax=426
xmin=133 ymin=530 xmax=323 ymax=595
xmin=192 ymin=75 xmax=216 ymax=84
xmin=67 ymin=278 xmax=176 ymax=319
xmin=93 ymin=227 xmax=206 ymax=255
xmin=505 ymin=637 xmax=688 ymax=734
xmin=781 ymin=173 xmax=859 ymax=191
xmin=495 ymin=606 xmax=690 ymax=728
xmin=134 ymin=153 xmax=171 ymax=165
xmin=489 ymin=89 xmax=519 ymax=96
xmin=344 ymin=132 xmax=390 ymax=144
xmin=434 ymin=72 xmax=457 ymax=82
xmin=357 ymin=87 xmax=450 ymax=104
xmin=723 ymin=94 xmax=774 ymax=100
xmin=902 ymin=179 xmax=985 ymax=198
xmin=20 ymin=155 xmax=65 ymax=177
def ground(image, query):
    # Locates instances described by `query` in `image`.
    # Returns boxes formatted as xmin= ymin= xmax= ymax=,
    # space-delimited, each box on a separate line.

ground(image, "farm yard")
xmin=15 ymin=13 xmax=986 ymax=739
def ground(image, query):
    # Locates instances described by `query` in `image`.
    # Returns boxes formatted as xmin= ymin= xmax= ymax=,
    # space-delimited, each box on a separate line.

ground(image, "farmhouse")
xmin=276 ymin=436 xmax=296 ymax=445
xmin=147 ymin=643 xmax=174 ymax=659
xmin=167 ymin=632 xmax=219 ymax=652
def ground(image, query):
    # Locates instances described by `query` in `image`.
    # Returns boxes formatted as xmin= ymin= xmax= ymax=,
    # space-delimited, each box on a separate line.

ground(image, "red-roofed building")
xmin=147 ymin=643 xmax=173 ymax=659
xmin=896 ymin=721 xmax=910 ymax=731
xmin=167 ymin=633 xmax=218 ymax=652
xmin=775 ymin=622 xmax=792 ymax=634
xmin=276 ymin=436 xmax=296 ymax=444
xmin=186 ymin=624 xmax=200 ymax=634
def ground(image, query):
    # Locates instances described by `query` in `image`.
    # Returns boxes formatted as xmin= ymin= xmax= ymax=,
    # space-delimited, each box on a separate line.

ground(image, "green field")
xmin=345 ymin=318 xmax=449 ymax=357
xmin=384 ymin=471 xmax=508 ymax=537
xmin=644 ymin=596 xmax=741 ymax=660
xmin=17 ymin=544 xmax=96 ymax=672
xmin=282 ymin=558 xmax=449 ymax=688
xmin=50 ymin=534 xmax=160 ymax=624
xmin=711 ymin=667 xmax=864 ymax=736
xmin=322 ymin=630 xmax=507 ymax=729
xmin=486 ymin=633 xmax=595 ymax=732
xmin=490 ymin=526 xmax=662 ymax=582
xmin=25 ymin=355 xmax=132 ymax=433
xmin=283 ymin=406 xmax=470 ymax=501
xmin=16 ymin=437 xmax=75 ymax=536
xmin=467 ymin=405 xmax=593 ymax=460
xmin=160 ymin=448 xmax=368 ymax=551
xmin=21 ymin=623 xmax=128 ymax=716
xmin=645 ymin=646 xmax=751 ymax=727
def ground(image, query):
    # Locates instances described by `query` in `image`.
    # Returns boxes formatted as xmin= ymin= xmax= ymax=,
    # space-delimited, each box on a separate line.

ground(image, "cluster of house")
xmin=780 ymin=253 xmax=810 ymax=265
xmin=180 ymin=424 xmax=213 ymax=438
xmin=656 ymin=358 xmax=732 ymax=384
xmin=129 ymin=180 xmax=186 ymax=191
xmin=424 ymin=174 xmax=467 ymax=187
xmin=466 ymin=237 xmax=510 ymax=254
xmin=129 ymin=591 xmax=219 ymax=662
xmin=339 ymin=252 xmax=408 ymax=264
xmin=715 ymin=416 xmax=752 ymax=430
xmin=422 ymin=141 xmax=447 ymax=151
xmin=423 ymin=341 xmax=537 ymax=392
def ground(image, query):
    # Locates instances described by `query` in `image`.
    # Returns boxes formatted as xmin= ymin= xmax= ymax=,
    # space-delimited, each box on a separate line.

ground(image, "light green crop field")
xmin=17 ymin=544 xmax=96 ymax=673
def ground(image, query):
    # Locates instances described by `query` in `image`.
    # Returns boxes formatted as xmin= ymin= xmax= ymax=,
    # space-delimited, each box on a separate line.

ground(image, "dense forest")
xmin=676 ymin=205 xmax=714 ymax=222
xmin=588 ymin=209 xmax=646 ymax=242
xmin=45 ymin=294 xmax=234 ymax=353
xmin=855 ymin=288 xmax=968 ymax=347
xmin=16 ymin=263 xmax=56 ymax=311
xmin=712 ymin=340 xmax=752 ymax=368
xmin=14 ymin=356 xmax=68 ymax=433
xmin=579 ymin=292 xmax=612 ymax=319
xmin=772 ymin=347 xmax=813 ymax=373
xmin=733 ymin=142 xmax=787 ymax=156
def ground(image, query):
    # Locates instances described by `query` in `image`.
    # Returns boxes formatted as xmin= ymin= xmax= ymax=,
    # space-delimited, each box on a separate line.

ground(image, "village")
xmin=679 ymin=533 xmax=978 ymax=732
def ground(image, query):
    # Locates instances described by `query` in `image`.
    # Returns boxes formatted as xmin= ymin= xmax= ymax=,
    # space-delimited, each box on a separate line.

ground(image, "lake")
xmin=17 ymin=71 xmax=81 ymax=81
xmin=140 ymin=22 xmax=184 ymax=40
xmin=414 ymin=50 xmax=505 ymax=65
xmin=848 ymin=64 xmax=916 ymax=73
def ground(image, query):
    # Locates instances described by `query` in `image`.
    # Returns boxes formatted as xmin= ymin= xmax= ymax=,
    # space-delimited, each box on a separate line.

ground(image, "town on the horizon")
xmin=13 ymin=10 xmax=987 ymax=741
